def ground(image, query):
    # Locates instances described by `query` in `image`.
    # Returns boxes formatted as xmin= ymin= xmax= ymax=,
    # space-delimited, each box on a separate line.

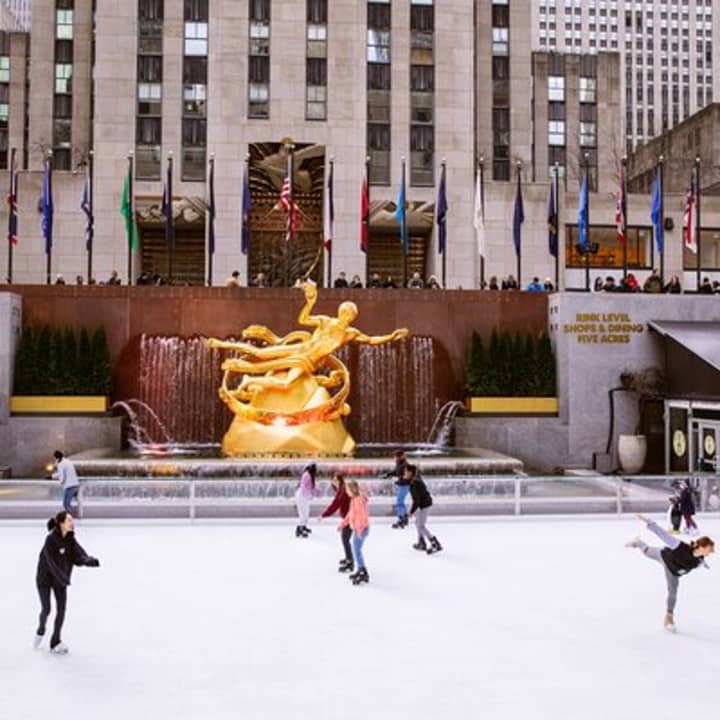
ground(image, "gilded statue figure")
xmin=208 ymin=282 xmax=409 ymax=456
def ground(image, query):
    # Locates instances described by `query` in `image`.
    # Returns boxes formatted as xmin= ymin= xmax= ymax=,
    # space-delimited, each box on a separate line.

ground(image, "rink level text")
xmin=562 ymin=312 xmax=644 ymax=344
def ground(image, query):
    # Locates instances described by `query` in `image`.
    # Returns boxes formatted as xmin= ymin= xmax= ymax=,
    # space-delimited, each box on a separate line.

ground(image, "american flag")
xmin=279 ymin=176 xmax=298 ymax=240
xmin=615 ymin=168 xmax=626 ymax=246
xmin=683 ymin=171 xmax=698 ymax=254
xmin=7 ymin=152 xmax=18 ymax=246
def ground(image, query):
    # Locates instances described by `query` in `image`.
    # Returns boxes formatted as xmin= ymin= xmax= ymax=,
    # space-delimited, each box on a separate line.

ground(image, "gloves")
xmin=86 ymin=557 xmax=100 ymax=568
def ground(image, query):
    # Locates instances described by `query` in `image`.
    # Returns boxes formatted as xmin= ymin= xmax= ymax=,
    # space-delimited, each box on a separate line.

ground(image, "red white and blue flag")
xmin=615 ymin=168 xmax=626 ymax=246
xmin=683 ymin=172 xmax=698 ymax=254
xmin=279 ymin=176 xmax=298 ymax=240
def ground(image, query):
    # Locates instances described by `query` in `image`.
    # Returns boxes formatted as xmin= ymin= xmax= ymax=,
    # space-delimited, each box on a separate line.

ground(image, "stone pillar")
xmin=8 ymin=31 xmax=27 ymax=164
xmin=0 ymin=292 xmax=22 ymax=423
xmin=27 ymin=0 xmax=54 ymax=170
xmin=71 ymin=0 xmax=94 ymax=166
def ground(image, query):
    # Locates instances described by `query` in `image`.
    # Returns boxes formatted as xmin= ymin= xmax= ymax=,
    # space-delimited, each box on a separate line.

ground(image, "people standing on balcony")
xmin=643 ymin=269 xmax=662 ymax=293
xmin=107 ymin=270 xmax=122 ymax=286
xmin=408 ymin=272 xmax=425 ymax=289
xmin=664 ymin=275 xmax=682 ymax=294
xmin=340 ymin=480 xmax=370 ymax=585
xmin=501 ymin=275 xmax=518 ymax=290
xmin=333 ymin=272 xmax=349 ymax=288
xmin=52 ymin=451 xmax=79 ymax=514
xmin=699 ymin=277 xmax=714 ymax=295
xmin=385 ymin=449 xmax=409 ymax=529
xmin=350 ymin=274 xmax=363 ymax=288
xmin=602 ymin=276 xmax=617 ymax=292
xmin=368 ymin=273 xmax=382 ymax=288
xmin=225 ymin=270 xmax=241 ymax=287
xmin=383 ymin=275 xmax=397 ymax=289
xmin=295 ymin=462 xmax=319 ymax=538
xmin=34 ymin=511 xmax=100 ymax=654
xmin=526 ymin=277 xmax=544 ymax=292
xmin=488 ymin=276 xmax=500 ymax=291
xmin=319 ymin=473 xmax=353 ymax=573
xmin=427 ymin=275 xmax=441 ymax=289
xmin=406 ymin=464 xmax=442 ymax=555
xmin=543 ymin=278 xmax=555 ymax=292
xmin=626 ymin=514 xmax=714 ymax=633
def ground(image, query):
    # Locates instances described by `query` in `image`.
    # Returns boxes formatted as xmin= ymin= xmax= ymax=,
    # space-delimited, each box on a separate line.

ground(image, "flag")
xmin=683 ymin=171 xmax=698 ymax=254
xmin=512 ymin=170 xmax=524 ymax=256
xmin=41 ymin=160 xmax=53 ymax=254
xmin=208 ymin=158 xmax=216 ymax=255
xmin=577 ymin=170 xmax=589 ymax=251
xmin=162 ymin=161 xmax=175 ymax=251
xmin=279 ymin=176 xmax=298 ymax=240
xmin=120 ymin=170 xmax=138 ymax=251
xmin=360 ymin=175 xmax=369 ymax=253
xmin=80 ymin=174 xmax=93 ymax=252
xmin=396 ymin=166 xmax=408 ymax=255
xmin=323 ymin=162 xmax=334 ymax=252
xmin=7 ymin=154 xmax=18 ymax=246
xmin=436 ymin=164 xmax=448 ymax=255
xmin=241 ymin=166 xmax=251 ymax=255
xmin=650 ymin=168 xmax=663 ymax=255
xmin=547 ymin=180 xmax=558 ymax=258
xmin=473 ymin=169 xmax=485 ymax=258
xmin=615 ymin=168 xmax=627 ymax=246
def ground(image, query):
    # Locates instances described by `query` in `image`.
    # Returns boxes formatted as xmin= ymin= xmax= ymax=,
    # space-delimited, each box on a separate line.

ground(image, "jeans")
xmin=62 ymin=486 xmax=79 ymax=513
xmin=352 ymin=528 xmax=370 ymax=570
xmin=395 ymin=485 xmax=410 ymax=518
xmin=340 ymin=525 xmax=353 ymax=564
xmin=37 ymin=581 xmax=67 ymax=649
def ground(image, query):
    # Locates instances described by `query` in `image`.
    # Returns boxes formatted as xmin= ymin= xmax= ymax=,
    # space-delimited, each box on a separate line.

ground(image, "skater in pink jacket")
xmin=340 ymin=480 xmax=370 ymax=585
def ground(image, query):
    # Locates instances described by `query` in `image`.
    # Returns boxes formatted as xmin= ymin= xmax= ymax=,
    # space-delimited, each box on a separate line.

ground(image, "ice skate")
xmin=413 ymin=538 xmax=427 ymax=551
xmin=392 ymin=518 xmax=405 ymax=529
xmin=50 ymin=642 xmax=69 ymax=655
xmin=295 ymin=526 xmax=308 ymax=538
xmin=302 ymin=526 xmax=312 ymax=535
xmin=625 ymin=536 xmax=642 ymax=548
xmin=352 ymin=568 xmax=369 ymax=585
xmin=664 ymin=613 xmax=677 ymax=634
xmin=338 ymin=560 xmax=354 ymax=573
xmin=33 ymin=633 xmax=43 ymax=650
xmin=426 ymin=536 xmax=443 ymax=554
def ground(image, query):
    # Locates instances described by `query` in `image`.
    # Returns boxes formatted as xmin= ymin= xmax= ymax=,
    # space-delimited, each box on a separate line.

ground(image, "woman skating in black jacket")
xmin=406 ymin=464 xmax=442 ymax=555
xmin=34 ymin=511 xmax=100 ymax=654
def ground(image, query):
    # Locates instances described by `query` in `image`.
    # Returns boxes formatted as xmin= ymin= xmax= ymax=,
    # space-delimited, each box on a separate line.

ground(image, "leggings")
xmin=414 ymin=507 xmax=434 ymax=542
xmin=683 ymin=514 xmax=697 ymax=531
xmin=37 ymin=581 xmax=67 ymax=649
xmin=296 ymin=491 xmax=311 ymax=527
xmin=340 ymin=525 xmax=353 ymax=564
xmin=640 ymin=543 xmax=679 ymax=613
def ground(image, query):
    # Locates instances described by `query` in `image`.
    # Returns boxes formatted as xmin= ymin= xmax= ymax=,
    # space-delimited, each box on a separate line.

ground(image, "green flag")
xmin=120 ymin=171 xmax=138 ymax=251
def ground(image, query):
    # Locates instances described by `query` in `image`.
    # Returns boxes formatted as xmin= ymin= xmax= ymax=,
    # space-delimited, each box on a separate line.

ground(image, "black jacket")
xmin=409 ymin=476 xmax=433 ymax=514
xmin=36 ymin=529 xmax=98 ymax=588
xmin=661 ymin=543 xmax=703 ymax=577
xmin=679 ymin=487 xmax=696 ymax=515
xmin=386 ymin=458 xmax=409 ymax=486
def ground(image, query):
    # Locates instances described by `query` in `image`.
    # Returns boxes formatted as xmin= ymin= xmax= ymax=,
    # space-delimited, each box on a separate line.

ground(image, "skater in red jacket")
xmin=319 ymin=473 xmax=353 ymax=573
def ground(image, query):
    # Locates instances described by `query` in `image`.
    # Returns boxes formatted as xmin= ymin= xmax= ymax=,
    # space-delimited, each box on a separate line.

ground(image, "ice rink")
xmin=1 ymin=515 xmax=719 ymax=720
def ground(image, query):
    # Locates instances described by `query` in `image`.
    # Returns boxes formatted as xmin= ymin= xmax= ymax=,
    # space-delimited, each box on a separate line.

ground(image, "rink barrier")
xmin=0 ymin=475 xmax=716 ymax=520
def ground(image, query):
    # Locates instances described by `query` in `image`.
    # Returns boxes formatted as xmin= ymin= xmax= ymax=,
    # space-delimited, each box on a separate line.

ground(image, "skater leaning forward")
xmin=626 ymin=514 xmax=714 ymax=632
xmin=295 ymin=462 xmax=320 ymax=538
xmin=385 ymin=449 xmax=409 ymax=529
xmin=320 ymin=472 xmax=354 ymax=573
xmin=405 ymin=464 xmax=442 ymax=555
xmin=340 ymin=480 xmax=370 ymax=585
xmin=34 ymin=511 xmax=100 ymax=654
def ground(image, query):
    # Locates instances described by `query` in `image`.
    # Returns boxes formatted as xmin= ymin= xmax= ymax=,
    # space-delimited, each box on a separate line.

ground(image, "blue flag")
xmin=41 ymin=160 xmax=53 ymax=254
xmin=396 ymin=167 xmax=408 ymax=255
xmin=578 ymin=170 xmax=589 ymax=251
xmin=548 ymin=180 xmax=558 ymax=258
xmin=512 ymin=171 xmax=524 ymax=256
xmin=651 ymin=168 xmax=663 ymax=255
xmin=241 ymin=167 xmax=252 ymax=255
xmin=436 ymin=165 xmax=448 ymax=255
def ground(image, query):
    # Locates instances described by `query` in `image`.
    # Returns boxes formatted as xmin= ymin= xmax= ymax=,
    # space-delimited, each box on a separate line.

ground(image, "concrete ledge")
xmin=466 ymin=397 xmax=559 ymax=414
xmin=10 ymin=396 xmax=109 ymax=413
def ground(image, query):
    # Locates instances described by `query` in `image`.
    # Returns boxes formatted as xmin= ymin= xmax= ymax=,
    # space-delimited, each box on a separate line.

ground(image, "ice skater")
xmin=295 ymin=462 xmax=320 ymax=538
xmin=678 ymin=480 xmax=699 ymax=535
xmin=626 ymin=513 xmax=714 ymax=633
xmin=34 ymin=511 xmax=100 ymax=654
xmin=319 ymin=472 xmax=354 ymax=573
xmin=340 ymin=480 xmax=370 ymax=585
xmin=52 ymin=450 xmax=80 ymax=513
xmin=385 ymin=449 xmax=409 ymax=529
xmin=406 ymin=464 xmax=442 ymax=555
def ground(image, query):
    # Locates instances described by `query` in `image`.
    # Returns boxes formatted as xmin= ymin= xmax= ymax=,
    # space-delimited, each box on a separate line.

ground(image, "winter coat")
xmin=409 ymin=476 xmax=433 ymax=514
xmin=387 ymin=458 xmax=409 ymax=486
xmin=679 ymin=486 xmax=696 ymax=516
xmin=661 ymin=543 xmax=703 ymax=577
xmin=321 ymin=485 xmax=351 ymax=518
xmin=341 ymin=494 xmax=369 ymax=535
xmin=297 ymin=471 xmax=319 ymax=499
xmin=53 ymin=458 xmax=79 ymax=489
xmin=36 ymin=529 xmax=98 ymax=588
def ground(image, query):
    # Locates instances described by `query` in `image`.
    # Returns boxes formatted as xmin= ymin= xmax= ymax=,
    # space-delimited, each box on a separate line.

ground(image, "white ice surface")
xmin=1 ymin=516 xmax=719 ymax=720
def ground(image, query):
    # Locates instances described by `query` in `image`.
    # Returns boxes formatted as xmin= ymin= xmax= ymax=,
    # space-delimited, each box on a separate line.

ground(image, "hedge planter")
xmin=466 ymin=397 xmax=559 ymax=415
xmin=10 ymin=396 xmax=109 ymax=414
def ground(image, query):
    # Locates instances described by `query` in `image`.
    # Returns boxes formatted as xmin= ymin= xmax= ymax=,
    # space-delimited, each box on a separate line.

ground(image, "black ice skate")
xmin=352 ymin=568 xmax=369 ymax=585
xmin=295 ymin=526 xmax=308 ymax=538
xmin=426 ymin=536 xmax=443 ymax=554
xmin=338 ymin=559 xmax=354 ymax=573
xmin=413 ymin=538 xmax=427 ymax=551
xmin=392 ymin=515 xmax=408 ymax=529
xmin=302 ymin=526 xmax=312 ymax=535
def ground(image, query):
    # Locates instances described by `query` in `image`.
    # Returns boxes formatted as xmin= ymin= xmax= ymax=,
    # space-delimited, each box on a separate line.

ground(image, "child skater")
xmin=385 ymin=449 xmax=409 ymax=529
xmin=678 ymin=480 xmax=699 ymax=535
xmin=340 ymin=480 xmax=370 ymax=585
xmin=406 ymin=464 xmax=442 ymax=555
xmin=626 ymin=513 xmax=714 ymax=633
xmin=34 ymin=511 xmax=100 ymax=654
xmin=667 ymin=481 xmax=682 ymax=533
xmin=319 ymin=472 xmax=353 ymax=572
xmin=295 ymin=462 xmax=319 ymax=538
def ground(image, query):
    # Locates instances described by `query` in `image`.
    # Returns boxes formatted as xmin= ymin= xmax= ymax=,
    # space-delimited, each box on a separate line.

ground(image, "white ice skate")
xmin=625 ymin=537 xmax=642 ymax=548
xmin=664 ymin=613 xmax=677 ymax=634
xmin=33 ymin=634 xmax=43 ymax=650
xmin=50 ymin=643 xmax=69 ymax=655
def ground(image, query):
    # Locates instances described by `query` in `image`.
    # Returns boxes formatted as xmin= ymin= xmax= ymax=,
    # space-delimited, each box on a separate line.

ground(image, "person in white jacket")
xmin=52 ymin=451 xmax=79 ymax=513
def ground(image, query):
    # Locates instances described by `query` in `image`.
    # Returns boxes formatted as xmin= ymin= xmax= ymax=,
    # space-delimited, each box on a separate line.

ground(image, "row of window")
xmin=53 ymin=1 xmax=74 ymax=171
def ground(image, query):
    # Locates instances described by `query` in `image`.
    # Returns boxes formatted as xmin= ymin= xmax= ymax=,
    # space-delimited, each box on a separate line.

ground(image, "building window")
xmin=182 ymin=0 xmax=207 ymax=179
xmin=579 ymin=77 xmax=596 ymax=103
xmin=565 ymin=225 xmax=653 ymax=269
xmin=248 ymin=0 xmax=270 ymax=118
xmin=548 ymin=120 xmax=565 ymax=146
xmin=306 ymin=0 xmax=327 ymax=120
xmin=410 ymin=0 xmax=433 ymax=186
xmin=53 ymin=1 xmax=74 ymax=170
xmin=548 ymin=75 xmax=565 ymax=101
xmin=56 ymin=9 xmax=73 ymax=40
xmin=367 ymin=1 xmax=391 ymax=184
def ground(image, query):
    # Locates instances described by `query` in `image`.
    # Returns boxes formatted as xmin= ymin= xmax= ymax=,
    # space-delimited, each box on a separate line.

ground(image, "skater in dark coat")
xmin=626 ymin=514 xmax=714 ymax=633
xmin=406 ymin=464 xmax=442 ymax=554
xmin=320 ymin=473 xmax=354 ymax=573
xmin=678 ymin=481 xmax=698 ymax=534
xmin=385 ymin=449 xmax=409 ymax=528
xmin=34 ymin=511 xmax=100 ymax=654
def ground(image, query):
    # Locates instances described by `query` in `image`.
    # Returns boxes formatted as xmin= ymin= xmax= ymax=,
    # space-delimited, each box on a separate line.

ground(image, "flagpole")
xmin=621 ymin=155 xmax=628 ymax=282
xmin=207 ymin=153 xmax=214 ymax=287
xmin=583 ymin=152 xmax=590 ymax=293
xmin=167 ymin=152 xmax=174 ymax=283
xmin=553 ymin=161 xmax=560 ymax=291
xmin=479 ymin=156 xmax=485 ymax=289
xmin=87 ymin=150 xmax=94 ymax=283
xmin=327 ymin=156 xmax=334 ymax=289
xmin=7 ymin=146 xmax=15 ymax=284
xmin=401 ymin=156 xmax=408 ymax=288
xmin=695 ymin=156 xmax=701 ymax=292
xmin=127 ymin=152 xmax=134 ymax=286
xmin=440 ymin=158 xmax=447 ymax=289
xmin=45 ymin=151 xmax=53 ymax=286
xmin=364 ymin=155 xmax=370 ymax=287
xmin=286 ymin=143 xmax=294 ymax=287
xmin=516 ymin=160 xmax=522 ymax=287
xmin=658 ymin=154 xmax=665 ymax=285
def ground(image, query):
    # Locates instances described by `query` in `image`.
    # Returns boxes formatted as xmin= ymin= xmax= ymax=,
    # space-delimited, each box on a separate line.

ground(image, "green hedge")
xmin=465 ymin=329 xmax=556 ymax=397
xmin=13 ymin=325 xmax=112 ymax=396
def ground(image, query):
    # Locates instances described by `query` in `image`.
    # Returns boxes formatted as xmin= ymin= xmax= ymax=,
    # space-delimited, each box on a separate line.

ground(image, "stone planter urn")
xmin=618 ymin=434 xmax=647 ymax=475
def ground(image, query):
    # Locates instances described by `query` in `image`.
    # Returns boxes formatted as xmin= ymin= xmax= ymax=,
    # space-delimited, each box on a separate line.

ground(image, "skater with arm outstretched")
xmin=34 ymin=511 xmax=100 ymax=654
xmin=340 ymin=480 xmax=370 ymax=585
xmin=385 ymin=449 xmax=409 ymax=529
xmin=319 ymin=472 xmax=354 ymax=572
xmin=626 ymin=513 xmax=714 ymax=632
xmin=406 ymin=464 xmax=442 ymax=555
xmin=295 ymin=462 xmax=319 ymax=538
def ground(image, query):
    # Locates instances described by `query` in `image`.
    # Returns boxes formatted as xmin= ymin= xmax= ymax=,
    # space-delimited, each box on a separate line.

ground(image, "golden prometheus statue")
xmin=208 ymin=282 xmax=409 ymax=456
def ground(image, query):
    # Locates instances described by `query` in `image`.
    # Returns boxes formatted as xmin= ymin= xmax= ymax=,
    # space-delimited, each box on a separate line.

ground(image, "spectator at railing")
xmin=543 ymin=278 xmax=555 ymax=292
xmin=75 ymin=275 xmax=84 ymax=285
xmin=526 ymin=277 xmax=544 ymax=292
xmin=251 ymin=272 xmax=267 ymax=288
xmin=225 ymin=270 xmax=241 ymax=287
xmin=350 ymin=274 xmax=363 ymax=289
xmin=643 ymin=269 xmax=662 ymax=293
xmin=488 ymin=276 xmax=499 ymax=291
xmin=107 ymin=270 xmax=122 ymax=286
xmin=593 ymin=277 xmax=604 ymax=292
xmin=699 ymin=277 xmax=714 ymax=295
xmin=55 ymin=274 xmax=66 ymax=285
xmin=502 ymin=275 xmax=518 ymax=290
xmin=333 ymin=272 xmax=349 ymax=288
xmin=408 ymin=272 xmax=425 ymax=289
xmin=602 ymin=276 xmax=617 ymax=292
xmin=427 ymin=275 xmax=441 ymax=289
xmin=618 ymin=273 xmax=640 ymax=293
xmin=368 ymin=273 xmax=382 ymax=288
xmin=383 ymin=275 xmax=398 ymax=289
xmin=664 ymin=275 xmax=682 ymax=294
xmin=713 ymin=281 xmax=720 ymax=294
